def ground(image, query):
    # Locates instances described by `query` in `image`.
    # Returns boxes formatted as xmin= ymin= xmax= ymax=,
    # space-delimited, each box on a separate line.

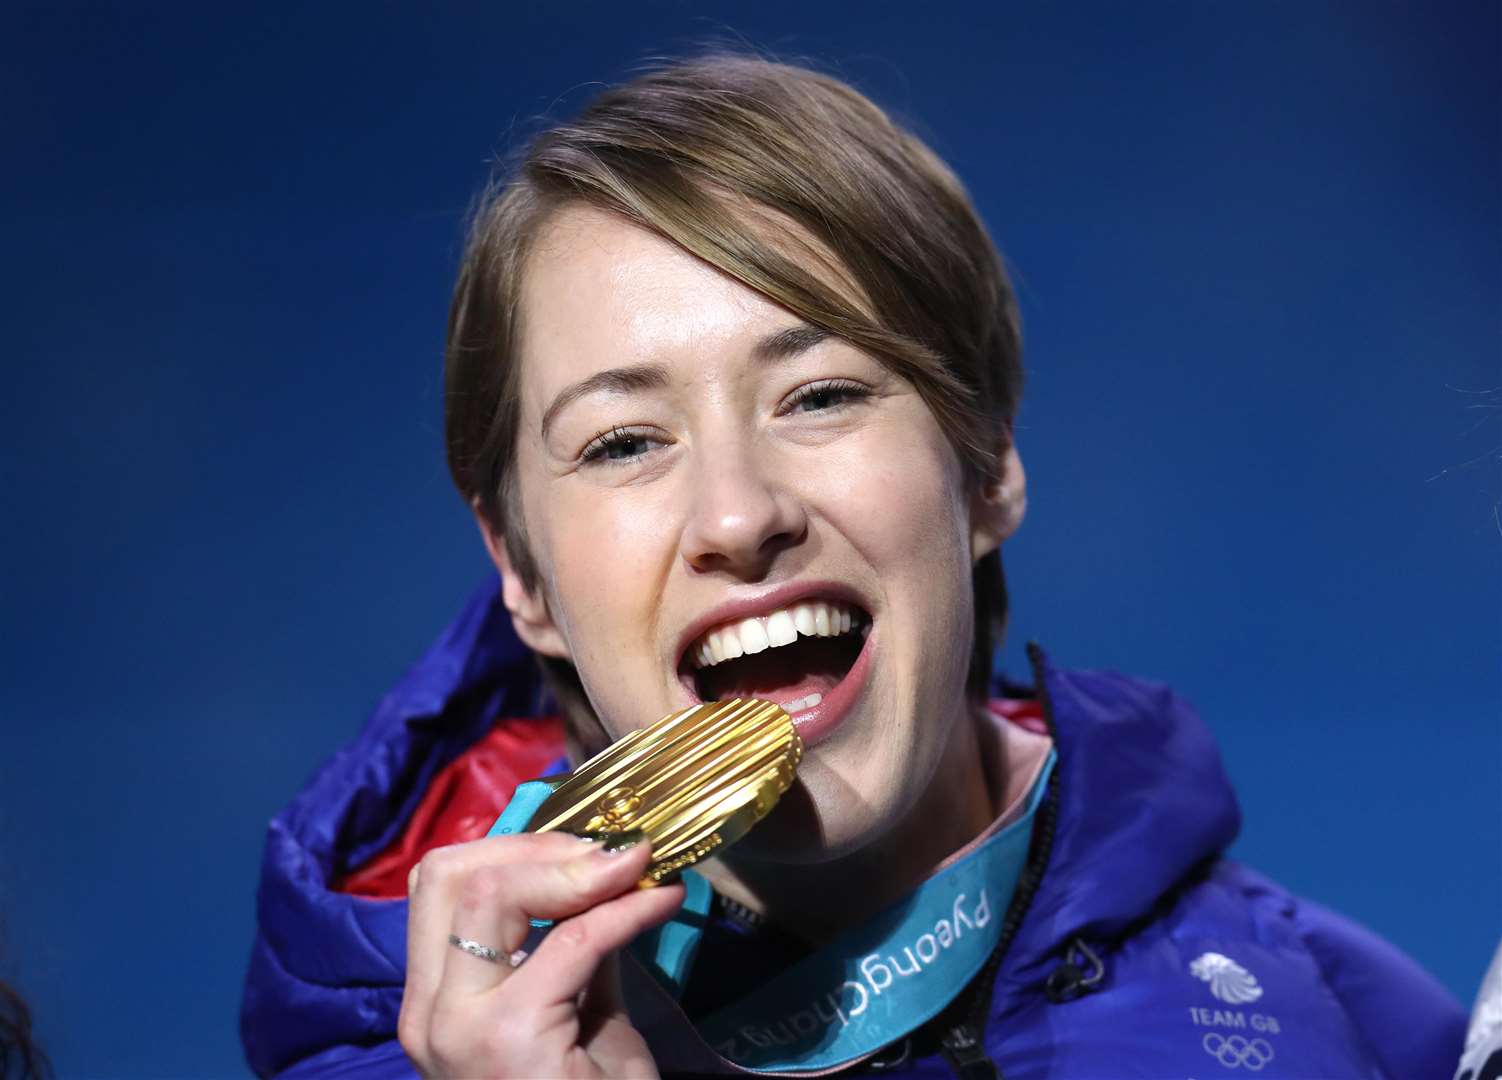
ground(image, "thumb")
xmin=583 ymin=948 xmax=628 ymax=1019
xmin=508 ymin=876 xmax=685 ymax=1011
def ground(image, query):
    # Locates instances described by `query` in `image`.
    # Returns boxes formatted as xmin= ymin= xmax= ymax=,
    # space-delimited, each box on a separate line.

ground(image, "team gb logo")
xmin=1190 ymin=952 xmax=1264 ymax=1004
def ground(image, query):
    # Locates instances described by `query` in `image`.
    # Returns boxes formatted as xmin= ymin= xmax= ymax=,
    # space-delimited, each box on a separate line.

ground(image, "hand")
xmin=398 ymin=832 xmax=685 ymax=1079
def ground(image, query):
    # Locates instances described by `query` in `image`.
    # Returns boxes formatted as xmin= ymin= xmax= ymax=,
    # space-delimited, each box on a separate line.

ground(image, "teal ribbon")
xmin=488 ymin=751 xmax=1054 ymax=1072
xmin=487 ymin=779 xmax=555 ymax=838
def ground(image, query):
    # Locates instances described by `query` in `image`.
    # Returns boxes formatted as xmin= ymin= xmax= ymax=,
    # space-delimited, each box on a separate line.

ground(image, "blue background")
xmin=2 ymin=3 xmax=1497 ymax=1075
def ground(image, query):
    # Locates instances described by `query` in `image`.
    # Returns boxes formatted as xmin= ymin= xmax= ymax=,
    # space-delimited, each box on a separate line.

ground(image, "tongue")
xmin=696 ymin=635 xmax=860 ymax=705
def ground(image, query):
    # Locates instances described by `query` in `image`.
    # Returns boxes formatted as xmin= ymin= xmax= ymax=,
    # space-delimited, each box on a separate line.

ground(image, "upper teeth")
xmin=690 ymin=601 xmax=864 ymax=670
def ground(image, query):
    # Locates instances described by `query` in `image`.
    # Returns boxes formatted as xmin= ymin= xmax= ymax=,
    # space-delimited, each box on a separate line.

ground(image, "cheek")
xmin=812 ymin=412 xmax=972 ymax=580
xmin=811 ymin=413 xmax=976 ymax=733
xmin=527 ymin=478 xmax=676 ymax=679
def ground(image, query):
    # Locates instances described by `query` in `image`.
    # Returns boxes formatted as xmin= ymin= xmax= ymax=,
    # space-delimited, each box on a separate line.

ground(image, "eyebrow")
xmin=539 ymin=363 xmax=670 ymax=440
xmin=752 ymin=323 xmax=832 ymax=361
xmin=538 ymin=323 xmax=834 ymax=440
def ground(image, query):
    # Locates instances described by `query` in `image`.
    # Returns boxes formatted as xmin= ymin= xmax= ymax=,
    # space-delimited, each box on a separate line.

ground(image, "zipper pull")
xmin=1044 ymin=937 xmax=1105 ymax=1004
xmin=939 ymin=1024 xmax=1000 ymax=1080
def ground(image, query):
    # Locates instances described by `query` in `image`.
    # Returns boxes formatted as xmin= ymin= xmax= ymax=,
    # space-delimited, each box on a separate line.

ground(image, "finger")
xmin=401 ymin=834 xmax=601 ymax=1048
xmin=508 ymin=876 xmax=685 ymax=1011
xmin=402 ymin=844 xmax=474 ymax=1055
xmin=439 ymin=863 xmax=533 ymax=995
xmin=438 ymin=838 xmax=656 ymax=997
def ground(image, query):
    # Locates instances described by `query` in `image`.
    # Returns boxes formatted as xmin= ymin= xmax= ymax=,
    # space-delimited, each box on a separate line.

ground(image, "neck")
xmin=703 ymin=702 xmax=1003 ymax=943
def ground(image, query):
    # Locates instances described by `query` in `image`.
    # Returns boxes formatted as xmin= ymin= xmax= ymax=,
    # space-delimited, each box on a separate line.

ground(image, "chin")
xmin=719 ymin=749 xmax=910 ymax=866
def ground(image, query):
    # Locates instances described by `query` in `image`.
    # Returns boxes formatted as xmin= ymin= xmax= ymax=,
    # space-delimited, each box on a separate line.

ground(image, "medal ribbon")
xmin=489 ymin=751 xmax=1055 ymax=1072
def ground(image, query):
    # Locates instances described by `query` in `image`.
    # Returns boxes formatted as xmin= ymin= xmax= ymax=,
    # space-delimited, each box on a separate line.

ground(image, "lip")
xmin=782 ymin=624 xmax=874 ymax=747
xmin=671 ymin=579 xmax=875 ymax=674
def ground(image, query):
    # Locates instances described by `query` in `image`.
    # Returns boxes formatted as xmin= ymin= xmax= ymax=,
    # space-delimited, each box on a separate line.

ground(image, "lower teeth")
xmin=783 ymin=692 xmax=823 ymax=714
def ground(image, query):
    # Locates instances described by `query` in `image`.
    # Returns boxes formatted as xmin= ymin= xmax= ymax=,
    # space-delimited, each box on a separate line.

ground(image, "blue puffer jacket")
xmin=240 ymin=579 xmax=1465 ymax=1077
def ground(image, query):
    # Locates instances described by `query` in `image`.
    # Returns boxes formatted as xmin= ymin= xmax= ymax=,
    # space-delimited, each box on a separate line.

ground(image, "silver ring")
xmin=448 ymin=934 xmax=501 ymax=963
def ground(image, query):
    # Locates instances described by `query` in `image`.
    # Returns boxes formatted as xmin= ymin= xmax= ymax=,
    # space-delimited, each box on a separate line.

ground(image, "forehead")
xmin=517 ymin=205 xmax=784 ymax=390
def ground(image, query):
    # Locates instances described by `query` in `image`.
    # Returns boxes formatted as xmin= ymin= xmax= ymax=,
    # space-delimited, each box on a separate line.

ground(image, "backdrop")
xmin=3 ymin=3 xmax=1497 ymax=1076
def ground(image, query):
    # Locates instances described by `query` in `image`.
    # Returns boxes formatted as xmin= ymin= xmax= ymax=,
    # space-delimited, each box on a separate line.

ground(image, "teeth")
xmin=783 ymin=692 xmax=823 ymax=714
xmin=766 ymin=610 xmax=797 ymax=647
xmin=689 ymin=600 xmax=867 ymax=669
xmin=739 ymin=618 xmax=770 ymax=655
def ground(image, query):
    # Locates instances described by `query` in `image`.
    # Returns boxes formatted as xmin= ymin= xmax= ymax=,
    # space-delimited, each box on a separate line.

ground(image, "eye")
xmin=579 ymin=426 xmax=666 ymax=466
xmin=781 ymin=378 xmax=871 ymax=415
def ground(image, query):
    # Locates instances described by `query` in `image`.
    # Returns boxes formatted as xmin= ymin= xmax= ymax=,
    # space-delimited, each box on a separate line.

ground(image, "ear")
xmin=970 ymin=443 xmax=1027 ymax=561
xmin=473 ymin=506 xmax=572 ymax=660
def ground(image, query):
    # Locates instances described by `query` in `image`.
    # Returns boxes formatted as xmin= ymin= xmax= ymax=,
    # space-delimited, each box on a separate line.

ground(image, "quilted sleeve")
xmin=1296 ymin=897 xmax=1467 ymax=1079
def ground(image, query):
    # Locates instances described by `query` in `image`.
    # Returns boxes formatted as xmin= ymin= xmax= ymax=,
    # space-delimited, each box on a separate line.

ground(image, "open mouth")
xmin=679 ymin=599 xmax=870 ymax=717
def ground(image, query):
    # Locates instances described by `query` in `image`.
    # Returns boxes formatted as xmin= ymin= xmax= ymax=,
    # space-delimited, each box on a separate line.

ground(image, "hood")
xmin=995 ymin=653 xmax=1241 ymax=1001
xmin=240 ymin=576 xmax=1240 ymax=1076
xmin=240 ymin=579 xmax=545 ymax=1076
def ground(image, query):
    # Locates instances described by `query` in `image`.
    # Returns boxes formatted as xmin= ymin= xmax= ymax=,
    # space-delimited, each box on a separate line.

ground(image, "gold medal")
xmin=526 ymin=699 xmax=802 ymax=886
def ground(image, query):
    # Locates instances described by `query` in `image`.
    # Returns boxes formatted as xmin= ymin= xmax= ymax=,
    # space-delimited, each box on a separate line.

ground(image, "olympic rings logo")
xmin=1201 ymin=1033 xmax=1275 ymax=1070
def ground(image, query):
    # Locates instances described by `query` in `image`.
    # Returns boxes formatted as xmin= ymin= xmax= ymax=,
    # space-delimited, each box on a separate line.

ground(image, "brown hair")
xmin=0 ymin=976 xmax=51 ymax=1080
xmin=445 ymin=54 xmax=1023 ymax=750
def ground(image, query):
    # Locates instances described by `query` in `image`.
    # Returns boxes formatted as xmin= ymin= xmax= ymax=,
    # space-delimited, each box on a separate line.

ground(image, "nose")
xmin=679 ymin=440 xmax=806 ymax=579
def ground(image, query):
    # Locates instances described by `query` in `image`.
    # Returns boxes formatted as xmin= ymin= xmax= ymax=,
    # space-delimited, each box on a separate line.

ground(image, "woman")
xmin=241 ymin=55 xmax=1465 ymax=1077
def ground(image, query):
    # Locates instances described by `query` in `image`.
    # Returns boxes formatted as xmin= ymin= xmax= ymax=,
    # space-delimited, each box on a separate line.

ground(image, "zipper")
xmin=938 ymin=1022 xmax=999 ymax=1080
xmin=935 ymin=642 xmax=1063 ymax=1080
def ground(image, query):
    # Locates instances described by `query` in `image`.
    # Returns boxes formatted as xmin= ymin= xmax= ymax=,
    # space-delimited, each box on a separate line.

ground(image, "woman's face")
xmin=499 ymin=205 xmax=1006 ymax=860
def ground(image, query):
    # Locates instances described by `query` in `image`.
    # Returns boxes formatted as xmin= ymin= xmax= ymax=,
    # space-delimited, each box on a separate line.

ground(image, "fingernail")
xmin=572 ymin=832 xmax=603 ymax=844
xmin=600 ymin=830 xmax=646 ymax=854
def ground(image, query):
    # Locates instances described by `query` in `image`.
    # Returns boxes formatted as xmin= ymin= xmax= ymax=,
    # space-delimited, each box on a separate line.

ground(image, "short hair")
xmin=444 ymin=54 xmax=1023 ymax=752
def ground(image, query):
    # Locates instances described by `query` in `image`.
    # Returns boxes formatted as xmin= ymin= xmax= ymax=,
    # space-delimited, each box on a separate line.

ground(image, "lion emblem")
xmin=1190 ymin=952 xmax=1264 ymax=1004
